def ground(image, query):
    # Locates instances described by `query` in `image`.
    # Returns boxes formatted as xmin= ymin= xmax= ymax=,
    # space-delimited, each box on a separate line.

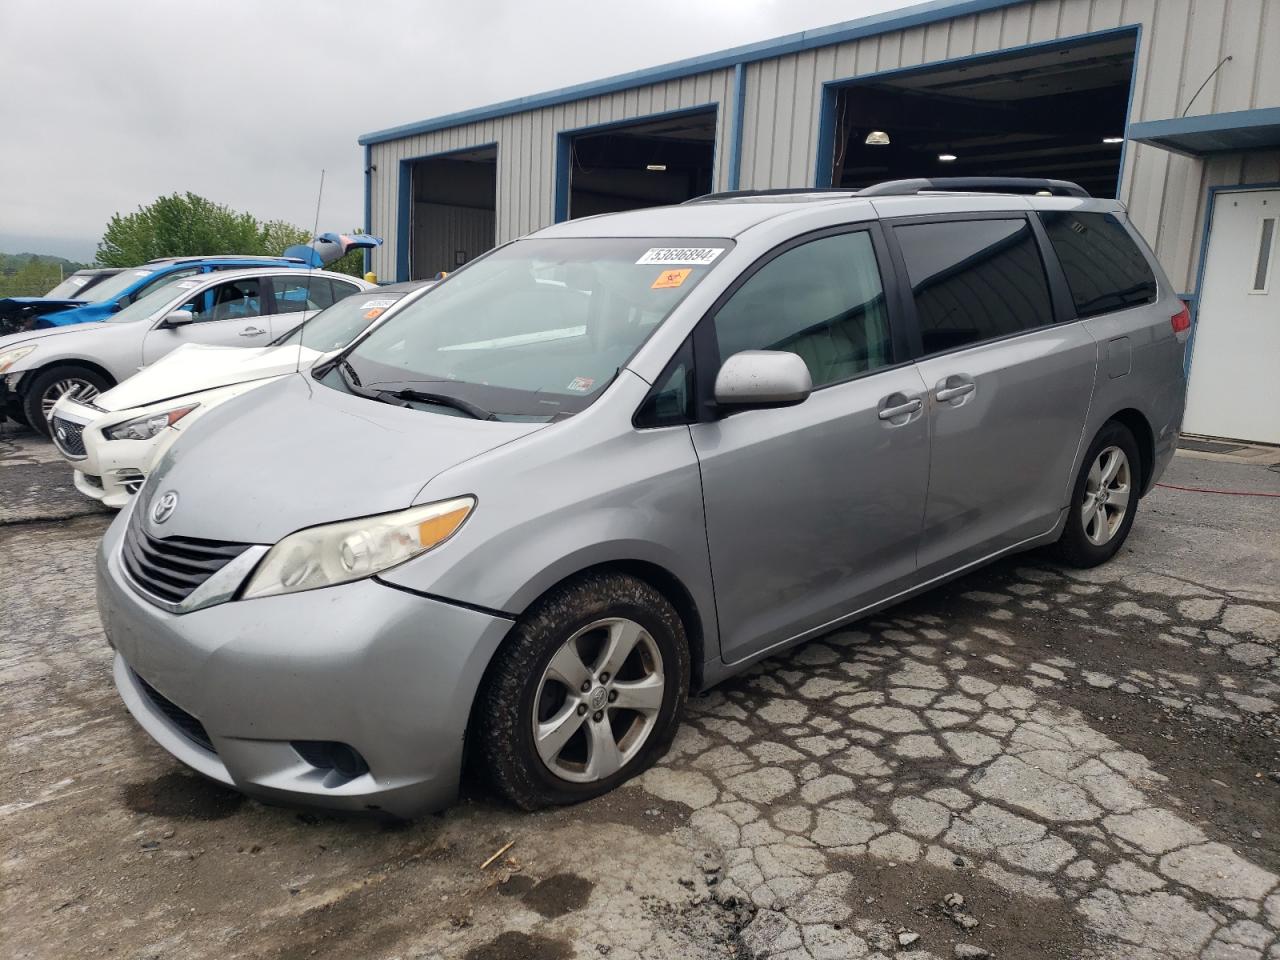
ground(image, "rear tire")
xmin=479 ymin=572 xmax=689 ymax=810
xmin=1051 ymin=420 xmax=1141 ymax=568
xmin=21 ymin=365 xmax=110 ymax=438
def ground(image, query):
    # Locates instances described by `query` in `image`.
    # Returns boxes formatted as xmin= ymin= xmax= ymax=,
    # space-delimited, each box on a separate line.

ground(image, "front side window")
xmin=182 ymin=278 xmax=263 ymax=323
xmin=896 ymin=219 xmax=1053 ymax=355
xmin=712 ymin=230 xmax=891 ymax=388
xmin=324 ymin=237 xmax=730 ymax=421
xmin=1040 ymin=211 xmax=1157 ymax=316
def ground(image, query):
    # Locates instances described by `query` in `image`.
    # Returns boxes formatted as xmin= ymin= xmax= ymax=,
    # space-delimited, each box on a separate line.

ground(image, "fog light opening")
xmin=291 ymin=740 xmax=370 ymax=779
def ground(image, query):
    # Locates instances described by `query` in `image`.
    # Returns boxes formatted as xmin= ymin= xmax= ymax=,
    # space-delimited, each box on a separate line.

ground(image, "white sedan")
xmin=49 ymin=281 xmax=432 ymax=507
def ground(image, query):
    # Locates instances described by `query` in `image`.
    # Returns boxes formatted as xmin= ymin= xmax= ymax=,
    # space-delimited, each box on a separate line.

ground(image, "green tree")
xmin=95 ymin=193 xmax=314 ymax=266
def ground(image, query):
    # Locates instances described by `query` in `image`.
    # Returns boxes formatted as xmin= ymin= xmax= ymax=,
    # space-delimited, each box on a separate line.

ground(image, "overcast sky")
xmin=0 ymin=0 xmax=923 ymax=262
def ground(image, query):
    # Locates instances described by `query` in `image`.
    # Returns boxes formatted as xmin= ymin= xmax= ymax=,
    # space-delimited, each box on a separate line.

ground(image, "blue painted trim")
xmin=727 ymin=63 xmax=747 ymax=191
xmin=363 ymin=144 xmax=372 ymax=276
xmin=1184 ymin=180 xmax=1280 ymax=378
xmin=394 ymin=141 xmax=499 ymax=281
xmin=552 ymin=104 xmax=719 ymax=223
xmin=1127 ymin=107 xmax=1280 ymax=158
xmin=809 ymin=25 xmax=1140 ymax=191
xmin=1115 ymin=23 xmax=1142 ymax=200
xmin=358 ymin=0 xmax=1031 ymax=146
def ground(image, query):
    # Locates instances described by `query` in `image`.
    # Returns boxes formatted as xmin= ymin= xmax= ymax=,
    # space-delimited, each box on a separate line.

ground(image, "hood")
xmin=0 ymin=319 xmax=121 ymax=368
xmin=0 ymin=297 xmax=90 ymax=336
xmin=36 ymin=303 xmax=113 ymax=328
xmin=97 ymin=342 xmax=322 ymax=412
xmin=137 ymin=373 xmax=546 ymax=543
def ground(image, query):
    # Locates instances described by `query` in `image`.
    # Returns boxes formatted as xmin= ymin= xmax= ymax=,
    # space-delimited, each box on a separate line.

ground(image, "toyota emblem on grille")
xmin=152 ymin=491 xmax=179 ymax=524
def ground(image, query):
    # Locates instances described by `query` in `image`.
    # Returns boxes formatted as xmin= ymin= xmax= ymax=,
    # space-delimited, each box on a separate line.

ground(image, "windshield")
xmin=321 ymin=237 xmax=730 ymax=421
xmin=273 ymin=290 xmax=414 ymax=351
xmin=103 ymin=276 xmax=202 ymax=324
xmin=45 ymin=272 xmax=98 ymax=299
xmin=84 ymin=267 xmax=159 ymax=304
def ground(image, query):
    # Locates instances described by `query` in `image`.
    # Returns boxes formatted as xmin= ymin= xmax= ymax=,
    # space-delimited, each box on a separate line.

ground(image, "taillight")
xmin=1170 ymin=304 xmax=1191 ymax=334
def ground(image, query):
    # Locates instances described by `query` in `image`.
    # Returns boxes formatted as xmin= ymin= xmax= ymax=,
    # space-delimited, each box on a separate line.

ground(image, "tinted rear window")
xmin=1040 ymin=212 xmax=1157 ymax=317
xmin=896 ymin=219 xmax=1054 ymax=355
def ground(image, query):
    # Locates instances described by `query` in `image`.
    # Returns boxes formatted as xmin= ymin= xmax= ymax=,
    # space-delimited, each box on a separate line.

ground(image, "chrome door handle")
xmin=239 ymin=326 xmax=265 ymax=337
xmin=878 ymin=397 xmax=923 ymax=420
xmin=935 ymin=381 xmax=975 ymax=402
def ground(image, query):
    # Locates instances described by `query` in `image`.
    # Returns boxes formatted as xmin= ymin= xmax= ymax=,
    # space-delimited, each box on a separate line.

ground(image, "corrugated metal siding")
xmin=368 ymin=70 xmax=735 ymax=278
xmin=410 ymin=203 xmax=496 ymax=279
xmin=368 ymin=0 xmax=1280 ymax=292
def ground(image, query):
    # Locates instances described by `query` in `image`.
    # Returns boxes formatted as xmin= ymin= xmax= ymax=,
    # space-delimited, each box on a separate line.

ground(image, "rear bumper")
xmin=96 ymin=505 xmax=514 ymax=818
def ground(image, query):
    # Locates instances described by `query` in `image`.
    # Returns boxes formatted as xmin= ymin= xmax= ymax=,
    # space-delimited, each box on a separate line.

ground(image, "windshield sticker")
xmin=133 ymin=270 xmax=154 ymax=277
xmin=636 ymin=247 xmax=723 ymax=266
xmin=651 ymin=268 xmax=692 ymax=290
xmin=566 ymin=376 xmax=595 ymax=393
xmin=71 ymin=277 xmax=88 ymax=286
xmin=175 ymin=280 xmax=201 ymax=289
xmin=363 ymin=308 xmax=386 ymax=320
xmin=360 ymin=298 xmax=397 ymax=309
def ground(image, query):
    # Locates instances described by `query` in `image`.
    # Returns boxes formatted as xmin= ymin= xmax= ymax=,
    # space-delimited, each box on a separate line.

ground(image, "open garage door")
xmin=563 ymin=109 xmax=716 ymax=219
xmin=409 ymin=146 xmax=497 ymax=280
xmin=823 ymin=33 xmax=1136 ymax=198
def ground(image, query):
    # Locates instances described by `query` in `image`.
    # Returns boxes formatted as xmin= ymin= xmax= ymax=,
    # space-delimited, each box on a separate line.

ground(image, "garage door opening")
xmin=408 ymin=146 xmax=497 ymax=280
xmin=562 ymin=108 xmax=717 ymax=219
xmin=822 ymin=32 xmax=1136 ymax=198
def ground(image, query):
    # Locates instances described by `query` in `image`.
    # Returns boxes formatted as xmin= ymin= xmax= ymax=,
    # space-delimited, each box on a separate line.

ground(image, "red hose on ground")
xmin=1155 ymin=482 xmax=1280 ymax=498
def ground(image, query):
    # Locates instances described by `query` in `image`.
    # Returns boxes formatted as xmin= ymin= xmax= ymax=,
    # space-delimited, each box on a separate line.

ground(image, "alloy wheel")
xmin=41 ymin=378 xmax=100 ymax=420
xmin=1081 ymin=444 xmax=1131 ymax=546
xmin=532 ymin=617 xmax=666 ymax=783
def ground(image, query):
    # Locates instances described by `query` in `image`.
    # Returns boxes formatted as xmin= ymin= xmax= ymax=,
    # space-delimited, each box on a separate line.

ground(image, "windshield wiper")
xmin=383 ymin=388 xmax=495 ymax=421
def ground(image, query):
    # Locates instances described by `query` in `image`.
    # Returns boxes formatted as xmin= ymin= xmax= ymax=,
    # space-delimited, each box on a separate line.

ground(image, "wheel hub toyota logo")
xmin=152 ymin=491 xmax=179 ymax=524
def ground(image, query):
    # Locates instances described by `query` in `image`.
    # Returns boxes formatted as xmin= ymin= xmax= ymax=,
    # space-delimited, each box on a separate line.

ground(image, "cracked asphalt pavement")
xmin=3 ymin=422 xmax=1278 ymax=960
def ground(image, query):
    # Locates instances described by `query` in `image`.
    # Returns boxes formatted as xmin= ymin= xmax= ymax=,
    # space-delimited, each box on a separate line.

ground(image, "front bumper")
xmin=53 ymin=399 xmax=173 ymax=509
xmin=96 ymin=505 xmax=514 ymax=818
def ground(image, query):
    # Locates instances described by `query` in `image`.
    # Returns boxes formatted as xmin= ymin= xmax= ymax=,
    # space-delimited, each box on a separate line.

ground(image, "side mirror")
xmin=714 ymin=350 xmax=812 ymax=408
xmin=161 ymin=309 xmax=194 ymax=328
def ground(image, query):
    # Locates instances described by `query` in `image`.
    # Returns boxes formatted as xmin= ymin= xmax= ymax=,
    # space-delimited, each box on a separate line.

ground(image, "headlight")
xmin=104 ymin=404 xmax=198 ymax=441
xmin=241 ymin=497 xmax=475 ymax=600
xmin=0 ymin=345 xmax=36 ymax=374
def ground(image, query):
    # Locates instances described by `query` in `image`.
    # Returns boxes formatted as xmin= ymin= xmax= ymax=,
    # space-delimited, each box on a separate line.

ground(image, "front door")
xmin=689 ymin=227 xmax=930 ymax=665
xmin=1184 ymin=189 xmax=1280 ymax=444
xmin=141 ymin=276 xmax=271 ymax=366
xmin=890 ymin=216 xmax=1098 ymax=573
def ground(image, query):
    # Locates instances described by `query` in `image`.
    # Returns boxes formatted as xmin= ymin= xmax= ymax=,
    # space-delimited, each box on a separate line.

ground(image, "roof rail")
xmin=685 ymin=187 xmax=860 ymax=203
xmin=856 ymin=177 xmax=1090 ymax=198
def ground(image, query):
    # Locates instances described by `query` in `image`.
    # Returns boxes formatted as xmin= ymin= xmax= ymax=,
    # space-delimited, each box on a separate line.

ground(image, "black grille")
xmin=135 ymin=672 xmax=214 ymax=753
xmin=51 ymin=416 xmax=86 ymax=457
xmin=122 ymin=506 xmax=252 ymax=605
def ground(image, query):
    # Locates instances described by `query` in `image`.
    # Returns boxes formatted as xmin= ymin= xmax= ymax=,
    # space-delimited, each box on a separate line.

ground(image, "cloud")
xmin=0 ymin=0 xmax=921 ymax=260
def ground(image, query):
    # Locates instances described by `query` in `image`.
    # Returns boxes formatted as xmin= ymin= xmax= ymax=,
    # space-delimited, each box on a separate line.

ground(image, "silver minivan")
xmin=96 ymin=179 xmax=1188 ymax=818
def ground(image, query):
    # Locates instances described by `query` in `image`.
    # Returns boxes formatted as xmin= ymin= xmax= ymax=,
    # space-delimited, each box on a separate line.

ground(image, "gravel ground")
xmin=2 ymin=425 xmax=1278 ymax=960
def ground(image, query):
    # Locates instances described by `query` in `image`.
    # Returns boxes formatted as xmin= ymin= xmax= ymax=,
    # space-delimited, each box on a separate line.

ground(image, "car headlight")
xmin=104 ymin=404 xmax=199 ymax=441
xmin=0 ymin=345 xmax=36 ymax=374
xmin=241 ymin=497 xmax=475 ymax=600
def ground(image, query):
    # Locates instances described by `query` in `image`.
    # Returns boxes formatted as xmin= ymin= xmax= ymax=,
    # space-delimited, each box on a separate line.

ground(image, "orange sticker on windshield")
xmin=363 ymin=308 xmax=386 ymax=320
xmin=652 ymin=268 xmax=691 ymax=289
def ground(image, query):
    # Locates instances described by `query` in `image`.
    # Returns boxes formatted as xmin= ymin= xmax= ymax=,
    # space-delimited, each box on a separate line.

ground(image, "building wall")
xmin=368 ymin=69 xmax=736 ymax=279
xmin=410 ymin=203 xmax=496 ymax=279
xmin=366 ymin=0 xmax=1280 ymax=293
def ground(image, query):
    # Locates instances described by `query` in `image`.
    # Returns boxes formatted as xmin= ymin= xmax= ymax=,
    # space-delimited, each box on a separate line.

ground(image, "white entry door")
xmin=1184 ymin=188 xmax=1280 ymax=444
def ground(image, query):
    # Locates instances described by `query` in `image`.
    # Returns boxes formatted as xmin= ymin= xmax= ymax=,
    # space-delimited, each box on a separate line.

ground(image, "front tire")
xmin=1052 ymin=420 xmax=1141 ymax=568
xmin=21 ymin=365 xmax=110 ymax=438
xmin=479 ymin=572 xmax=690 ymax=810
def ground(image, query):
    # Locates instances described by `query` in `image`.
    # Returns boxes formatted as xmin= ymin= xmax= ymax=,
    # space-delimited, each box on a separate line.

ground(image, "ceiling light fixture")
xmin=938 ymin=153 xmax=957 ymax=162
xmin=1102 ymin=136 xmax=1124 ymax=144
xmin=865 ymin=130 xmax=891 ymax=146
xmin=646 ymin=163 xmax=667 ymax=171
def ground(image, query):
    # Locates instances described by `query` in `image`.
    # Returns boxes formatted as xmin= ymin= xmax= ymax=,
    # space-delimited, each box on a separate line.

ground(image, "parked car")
xmin=96 ymin=178 xmax=1188 ymax=819
xmin=50 ymin=281 xmax=432 ymax=507
xmin=0 ymin=267 xmax=370 ymax=434
xmin=0 ymin=236 xmax=381 ymax=336
xmin=0 ymin=268 xmax=125 ymax=334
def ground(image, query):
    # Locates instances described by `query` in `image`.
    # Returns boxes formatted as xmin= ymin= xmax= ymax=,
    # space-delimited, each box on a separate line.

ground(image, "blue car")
xmin=0 ymin=235 xmax=381 ymax=336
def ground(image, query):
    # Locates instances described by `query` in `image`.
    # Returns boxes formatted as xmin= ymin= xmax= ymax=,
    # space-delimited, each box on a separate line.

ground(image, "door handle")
xmin=878 ymin=396 xmax=923 ymax=421
xmin=239 ymin=326 xmax=265 ymax=337
xmin=934 ymin=376 xmax=976 ymax=403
